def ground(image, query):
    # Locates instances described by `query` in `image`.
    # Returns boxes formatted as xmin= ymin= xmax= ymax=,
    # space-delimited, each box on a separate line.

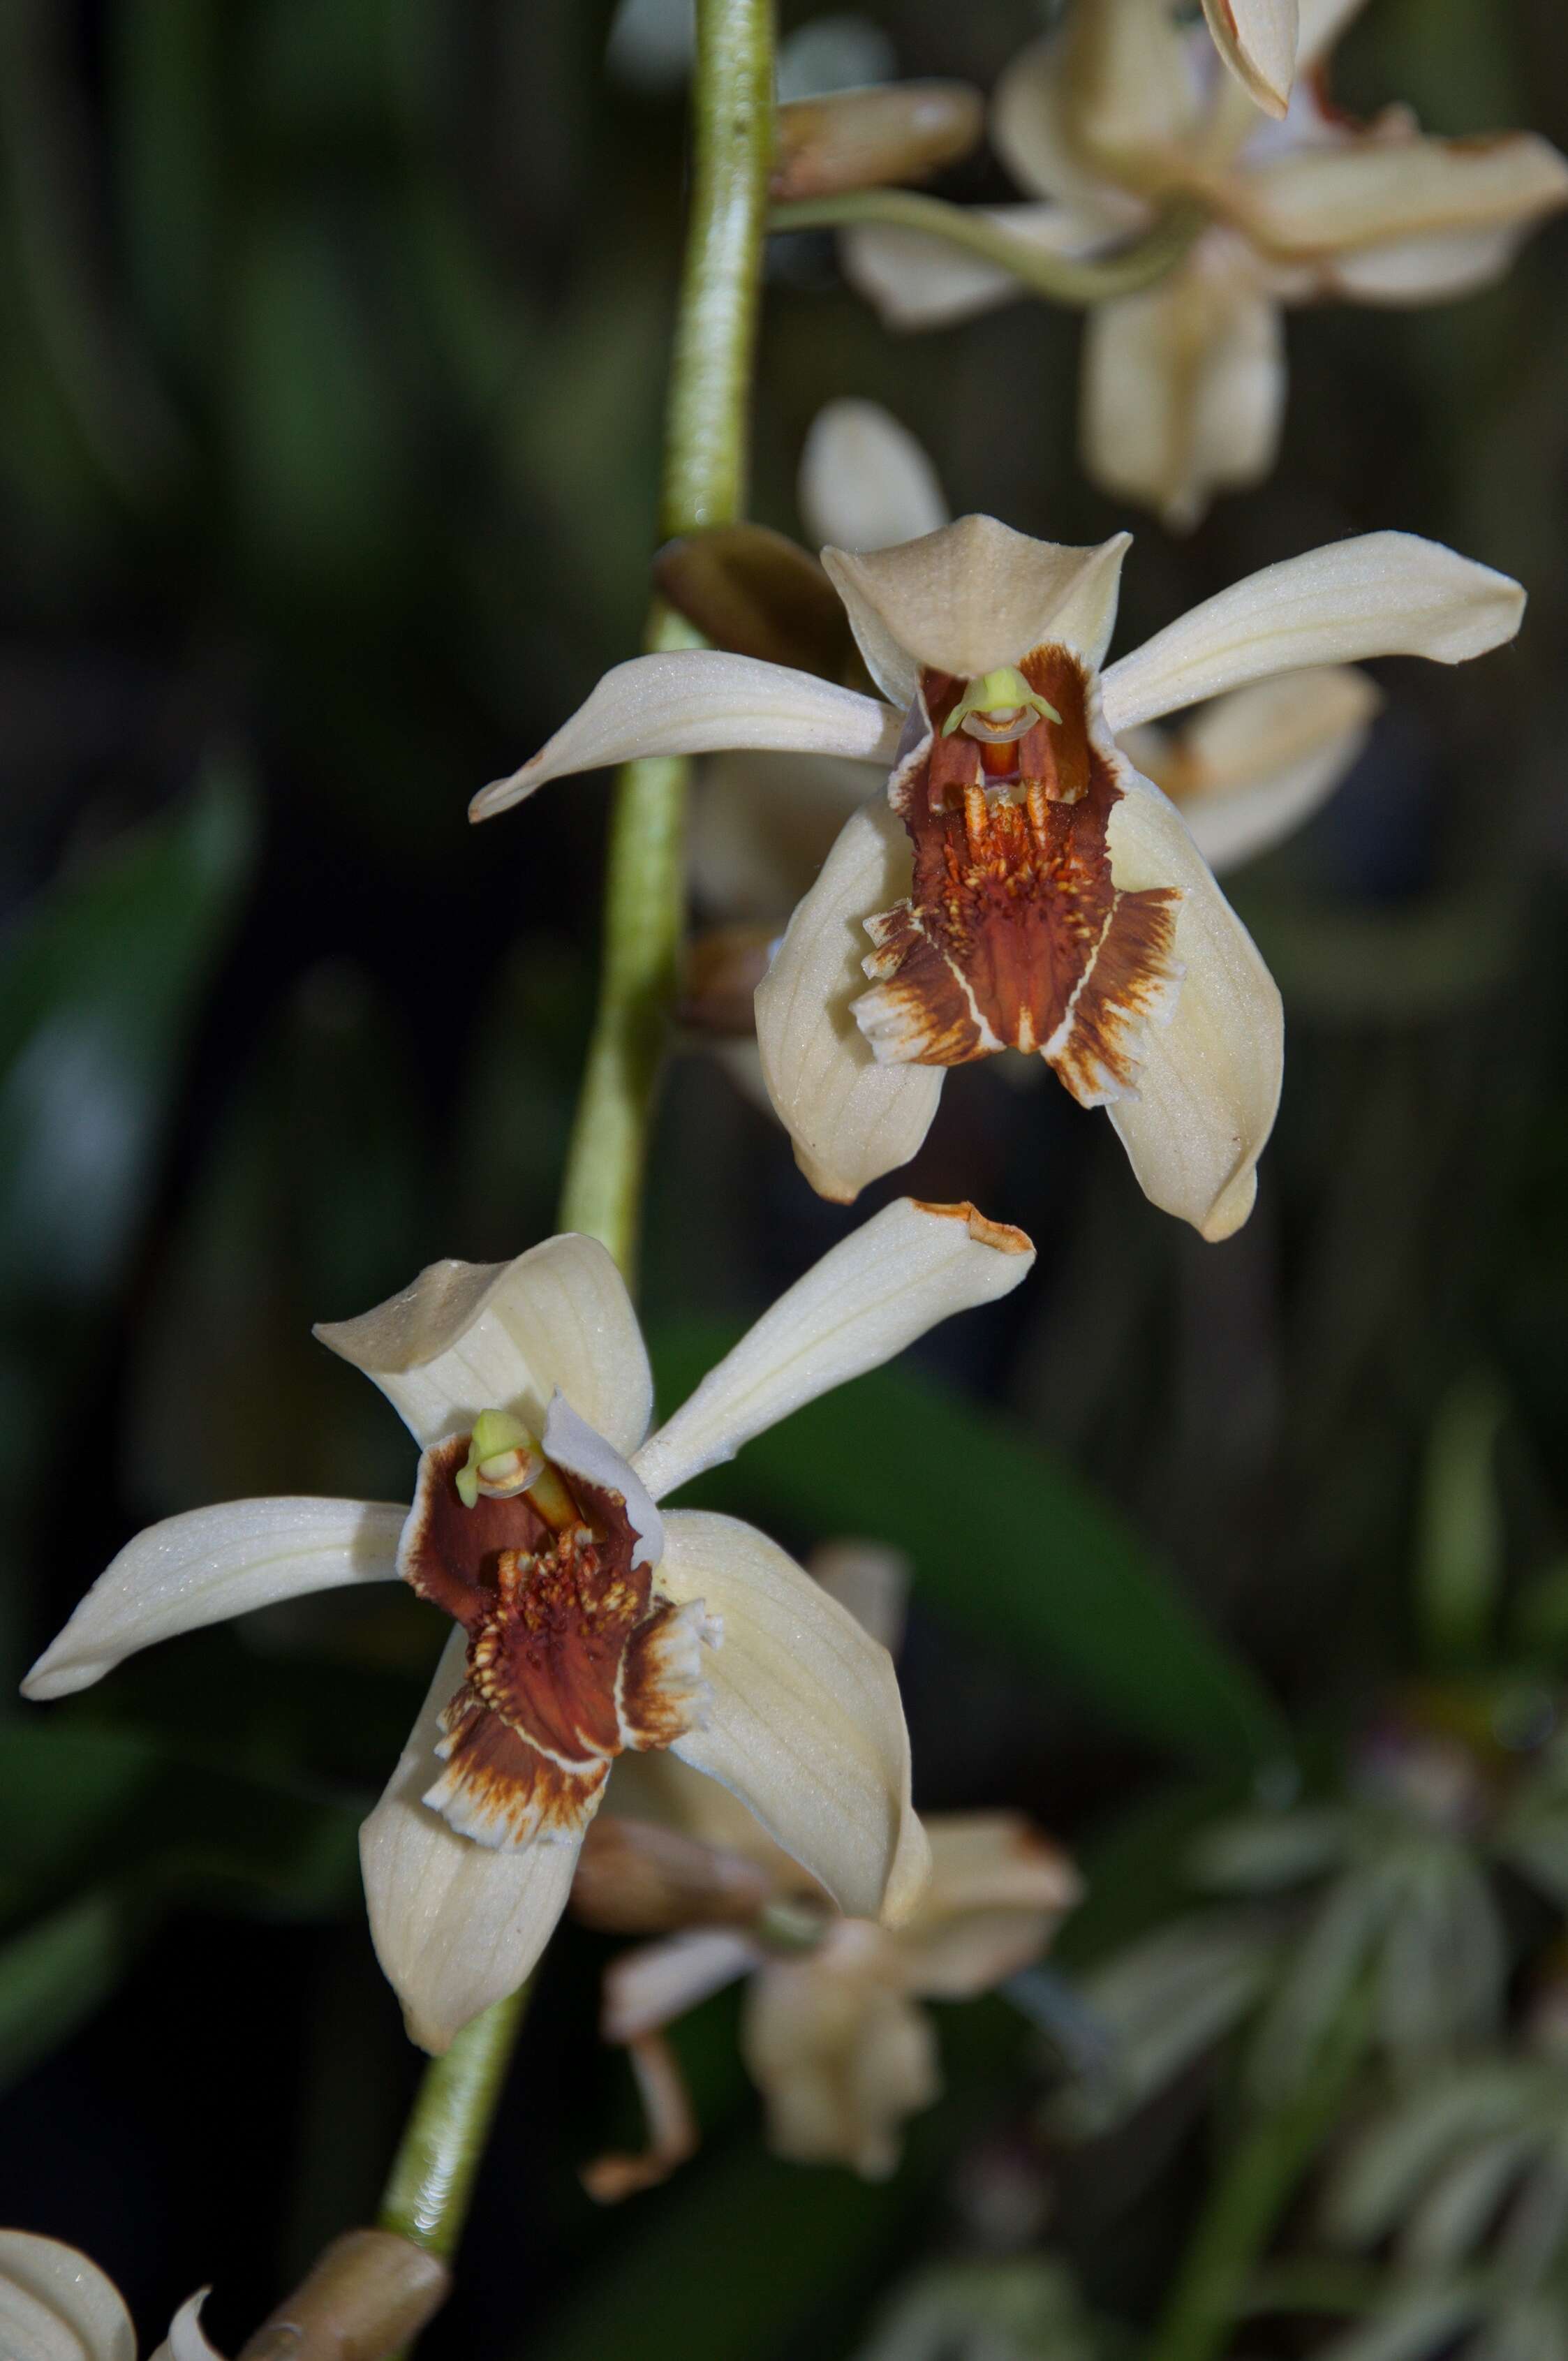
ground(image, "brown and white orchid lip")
xmin=853 ymin=656 xmax=1183 ymax=1108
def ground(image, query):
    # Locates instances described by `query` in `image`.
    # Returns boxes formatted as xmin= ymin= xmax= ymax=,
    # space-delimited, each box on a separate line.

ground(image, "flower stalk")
xmin=769 ymin=188 xmax=1206 ymax=307
xmin=372 ymin=0 xmax=778 ymax=2311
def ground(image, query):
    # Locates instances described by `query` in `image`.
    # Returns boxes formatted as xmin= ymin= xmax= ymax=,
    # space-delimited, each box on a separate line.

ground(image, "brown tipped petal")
xmin=841 ymin=202 xmax=1131 ymax=333
xmin=658 ymin=1511 xmax=932 ymax=1925
xmin=1104 ymin=773 xmax=1283 ymax=1240
xmin=1082 ymin=262 xmax=1286 ymax=533
xmin=772 ymin=82 xmax=984 ymax=202
xmin=22 ymin=1497 xmax=405 ymax=1703
xmin=1102 ymin=533 xmax=1526 ymax=734
xmin=822 ymin=517 xmax=1130 ymax=700
xmin=753 ymin=797 xmax=943 ymax=1204
xmin=582 ymin=2031 xmax=702 ymax=2203
xmin=360 ymin=1631 xmax=584 ymax=2052
xmin=315 ymin=1231 xmax=652 ymax=1456
xmin=0 ymin=2233 xmax=138 ymax=2361
xmin=920 ymin=1812 xmax=1083 ymax=1919
xmin=1234 ymin=133 xmax=1568 ymax=261
xmin=1162 ymin=666 xmax=1381 ymax=872
xmin=1201 ymin=0 xmax=1298 ymax=118
xmin=798 ymin=400 xmax=949 ymax=553
xmin=633 ymin=1195 xmax=1033 ymax=1502
xmin=471 ymin=653 xmax=903 ymax=820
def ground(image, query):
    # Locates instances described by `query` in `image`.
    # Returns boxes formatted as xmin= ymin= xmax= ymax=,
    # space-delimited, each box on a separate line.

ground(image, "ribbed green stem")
xmin=770 ymin=188 xmax=1205 ymax=307
xmin=372 ymin=0 xmax=775 ymax=2321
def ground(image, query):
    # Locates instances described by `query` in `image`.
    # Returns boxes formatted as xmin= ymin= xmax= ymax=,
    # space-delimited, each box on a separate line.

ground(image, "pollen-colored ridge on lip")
xmin=909 ymin=1199 xmax=1034 ymax=1255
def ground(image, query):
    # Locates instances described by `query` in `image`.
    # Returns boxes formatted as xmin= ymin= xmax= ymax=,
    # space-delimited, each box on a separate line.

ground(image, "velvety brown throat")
xmin=399 ymin=1434 xmax=702 ymax=1847
xmin=855 ymin=647 xmax=1183 ymax=1108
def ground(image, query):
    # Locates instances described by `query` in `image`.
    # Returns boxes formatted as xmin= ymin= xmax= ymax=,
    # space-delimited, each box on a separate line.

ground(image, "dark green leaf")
xmin=0 ymin=1888 xmax=130 ymax=2088
xmin=651 ymin=1323 xmax=1287 ymax=1769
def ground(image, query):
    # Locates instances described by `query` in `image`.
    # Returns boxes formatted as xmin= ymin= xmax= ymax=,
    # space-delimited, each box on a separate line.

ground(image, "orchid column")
xmin=377 ymin=0 xmax=776 ymax=2281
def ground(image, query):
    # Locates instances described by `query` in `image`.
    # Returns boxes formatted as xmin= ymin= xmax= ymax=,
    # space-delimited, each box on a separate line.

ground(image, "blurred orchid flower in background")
xmin=692 ymin=401 xmax=1384 ymax=931
xmin=480 ymin=501 xmax=1522 ymax=1234
xmin=22 ymin=1199 xmax=1036 ymax=2051
xmin=574 ymin=1543 xmax=1078 ymax=2191
xmin=0 ymin=2232 xmax=220 ymax=2361
xmin=843 ymin=0 xmax=1568 ymax=527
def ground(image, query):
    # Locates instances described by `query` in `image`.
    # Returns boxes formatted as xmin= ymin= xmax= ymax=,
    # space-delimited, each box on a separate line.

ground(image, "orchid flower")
xmin=475 ymin=509 xmax=1523 ymax=1234
xmin=22 ymin=1199 xmax=1034 ymax=2052
xmin=842 ymin=0 xmax=1568 ymax=528
xmin=1200 ymin=0 xmax=1297 ymax=118
xmin=694 ymin=401 xmax=1383 ymax=927
xmin=0 ymin=2231 xmax=220 ymax=2361
xmin=577 ymin=1759 xmax=1078 ymax=2190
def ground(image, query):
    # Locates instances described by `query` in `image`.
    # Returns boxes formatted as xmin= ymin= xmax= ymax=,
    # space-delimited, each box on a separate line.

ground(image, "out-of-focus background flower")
xmin=1 ymin=1 xmax=1566 ymax=2355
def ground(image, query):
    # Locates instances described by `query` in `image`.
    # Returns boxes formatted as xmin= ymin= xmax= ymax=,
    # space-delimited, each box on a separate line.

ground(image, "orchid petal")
xmin=994 ymin=20 xmax=1201 ymax=202
xmin=360 ymin=1630 xmax=582 ymax=2052
xmin=753 ymin=796 xmax=942 ymax=1201
xmin=1101 ymin=533 xmax=1526 ymax=734
xmin=1132 ymin=665 xmax=1382 ymax=873
xmin=1201 ymin=0 xmax=1298 ymax=119
xmin=744 ymin=1951 xmax=938 ymax=2177
xmin=542 ymin=1393 xmax=664 ymax=1569
xmin=797 ymin=399 xmax=949 ymax=552
xmin=841 ymin=203 xmax=1130 ymax=332
xmin=634 ymin=1195 xmax=1033 ymax=1502
xmin=1082 ymin=254 xmax=1285 ymax=532
xmin=921 ymin=1812 xmax=1083 ymax=1920
xmin=601 ymin=1928 xmax=762 ymax=2042
xmin=471 ymin=653 xmax=902 ymax=822
xmin=316 ymin=1231 xmax=651 ymax=1456
xmin=21 ymin=1497 xmax=404 ymax=1702
xmin=1105 ymin=769 xmax=1283 ymax=1241
xmin=151 ymin=2294 xmax=226 ymax=2361
xmin=658 ymin=1509 xmax=931 ymax=1923
xmin=1324 ymin=222 xmax=1539 ymax=304
xmin=1233 ymin=133 xmax=1568 ymax=262
xmin=0 ymin=2233 xmax=136 ymax=2361
xmin=823 ymin=517 xmax=1130 ymax=705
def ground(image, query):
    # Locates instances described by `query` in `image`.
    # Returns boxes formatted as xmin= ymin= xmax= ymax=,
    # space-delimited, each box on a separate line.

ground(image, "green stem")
xmin=372 ymin=0 xmax=775 ymax=2312
xmin=769 ymin=187 xmax=1205 ymax=307
xmin=1147 ymin=2008 xmax=1370 ymax=2361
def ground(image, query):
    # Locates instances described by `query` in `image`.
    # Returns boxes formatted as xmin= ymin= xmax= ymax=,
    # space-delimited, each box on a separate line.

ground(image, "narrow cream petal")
xmin=151 ymin=2295 xmax=226 ymax=2361
xmin=1082 ymin=253 xmax=1285 ymax=532
xmin=471 ymin=653 xmax=903 ymax=821
xmin=1201 ymin=0 xmax=1297 ymax=118
xmin=797 ymin=399 xmax=949 ymax=553
xmin=1164 ymin=666 xmax=1381 ymax=871
xmin=898 ymin=1907 xmax=1062 ymax=1997
xmin=753 ymin=797 xmax=943 ymax=1202
xmin=1105 ymin=771 xmax=1283 ymax=1241
xmin=690 ymin=749 xmax=875 ymax=921
xmin=634 ymin=1199 xmax=1034 ymax=1502
xmin=0 ymin=2234 xmax=136 ymax=2361
xmin=1323 ymin=221 xmax=1536 ymax=304
xmin=22 ymin=1497 xmax=404 ymax=1702
xmin=920 ymin=1812 xmax=1083 ymax=1920
xmin=316 ymin=1231 xmax=652 ymax=1456
xmin=841 ymin=203 xmax=1130 ymax=333
xmin=823 ymin=517 xmax=1131 ymax=704
xmin=1101 ymin=533 xmax=1527 ymax=734
xmin=542 ymin=1393 xmax=664 ymax=1570
xmin=360 ymin=1631 xmax=582 ymax=2052
xmin=1233 ymin=133 xmax=1568 ymax=260
xmin=601 ymin=1928 xmax=762 ymax=2042
xmin=658 ymin=1511 xmax=931 ymax=1923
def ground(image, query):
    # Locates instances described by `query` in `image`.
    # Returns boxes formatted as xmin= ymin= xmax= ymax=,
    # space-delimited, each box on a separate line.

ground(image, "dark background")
xmin=0 ymin=0 xmax=1565 ymax=2353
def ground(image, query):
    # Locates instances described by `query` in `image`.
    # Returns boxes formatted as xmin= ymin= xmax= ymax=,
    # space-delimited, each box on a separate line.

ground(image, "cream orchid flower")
xmin=475 ymin=509 xmax=1523 ymax=1234
xmin=0 ymin=2231 xmax=221 ymax=2361
xmin=843 ymin=0 xmax=1568 ymax=528
xmin=694 ymin=401 xmax=1383 ymax=926
xmin=577 ymin=1767 xmax=1079 ymax=2191
xmin=22 ymin=1199 xmax=1034 ymax=2052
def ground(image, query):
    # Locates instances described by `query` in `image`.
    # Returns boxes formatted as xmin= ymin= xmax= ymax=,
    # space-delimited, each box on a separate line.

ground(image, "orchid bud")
xmin=572 ymin=1814 xmax=776 ymax=1934
xmin=771 ymin=82 xmax=984 ymax=202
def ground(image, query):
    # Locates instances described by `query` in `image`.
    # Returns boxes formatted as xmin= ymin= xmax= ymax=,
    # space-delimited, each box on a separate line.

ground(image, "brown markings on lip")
xmin=406 ymin=1433 xmax=710 ymax=1847
xmin=855 ymin=648 xmax=1182 ymax=1107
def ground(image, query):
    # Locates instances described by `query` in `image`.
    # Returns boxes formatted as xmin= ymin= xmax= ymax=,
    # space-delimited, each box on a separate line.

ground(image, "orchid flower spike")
xmin=22 ymin=1201 xmax=1034 ymax=2052
xmin=843 ymin=0 xmax=1568 ymax=528
xmin=475 ymin=512 xmax=1525 ymax=1238
xmin=0 ymin=2230 xmax=223 ymax=2361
